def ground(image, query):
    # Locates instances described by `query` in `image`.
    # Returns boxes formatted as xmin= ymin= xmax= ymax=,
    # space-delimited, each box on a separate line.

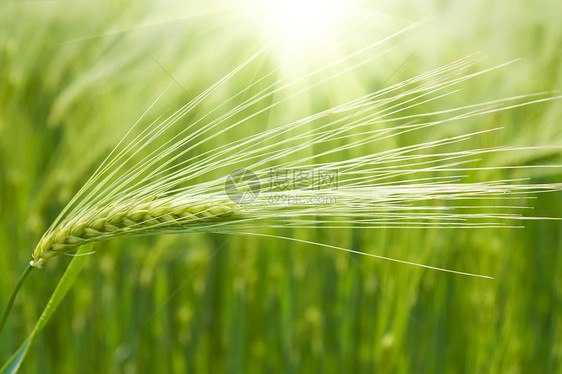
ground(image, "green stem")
xmin=0 ymin=265 xmax=33 ymax=336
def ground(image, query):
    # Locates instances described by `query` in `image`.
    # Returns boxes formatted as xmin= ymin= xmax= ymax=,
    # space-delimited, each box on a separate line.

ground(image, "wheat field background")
xmin=0 ymin=0 xmax=561 ymax=373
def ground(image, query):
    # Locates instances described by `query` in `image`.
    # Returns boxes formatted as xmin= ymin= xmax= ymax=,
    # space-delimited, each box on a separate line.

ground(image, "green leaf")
xmin=0 ymin=245 xmax=93 ymax=373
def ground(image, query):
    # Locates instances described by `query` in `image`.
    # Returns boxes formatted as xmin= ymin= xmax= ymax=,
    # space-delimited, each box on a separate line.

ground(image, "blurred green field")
xmin=0 ymin=0 xmax=561 ymax=373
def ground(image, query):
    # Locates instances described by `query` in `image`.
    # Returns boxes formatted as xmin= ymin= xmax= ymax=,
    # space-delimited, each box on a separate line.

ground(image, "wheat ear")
xmin=29 ymin=40 xmax=561 ymax=271
xmin=31 ymin=197 xmax=241 ymax=268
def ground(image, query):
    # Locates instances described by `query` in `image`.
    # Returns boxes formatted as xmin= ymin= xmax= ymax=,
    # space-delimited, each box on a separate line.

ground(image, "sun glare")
xmin=259 ymin=0 xmax=354 ymax=58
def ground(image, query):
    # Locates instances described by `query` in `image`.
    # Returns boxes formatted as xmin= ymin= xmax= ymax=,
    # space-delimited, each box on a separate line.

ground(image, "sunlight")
xmin=259 ymin=0 xmax=354 ymax=58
